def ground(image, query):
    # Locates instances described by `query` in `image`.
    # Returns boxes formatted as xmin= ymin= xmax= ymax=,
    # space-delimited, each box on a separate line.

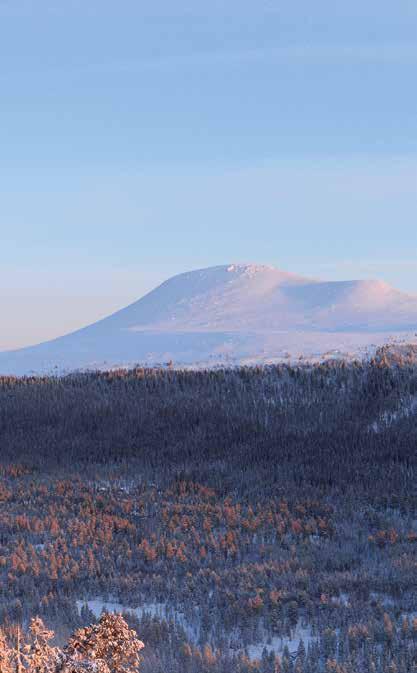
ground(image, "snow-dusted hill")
xmin=1 ymin=264 xmax=417 ymax=375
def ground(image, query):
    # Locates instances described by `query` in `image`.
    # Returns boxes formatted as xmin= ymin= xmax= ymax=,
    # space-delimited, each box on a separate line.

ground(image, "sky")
xmin=1 ymin=1 xmax=416 ymax=350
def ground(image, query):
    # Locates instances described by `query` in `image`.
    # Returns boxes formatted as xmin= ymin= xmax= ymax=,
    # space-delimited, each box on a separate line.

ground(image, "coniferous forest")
xmin=1 ymin=352 xmax=417 ymax=672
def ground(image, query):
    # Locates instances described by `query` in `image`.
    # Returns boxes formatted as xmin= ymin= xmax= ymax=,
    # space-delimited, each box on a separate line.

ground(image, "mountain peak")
xmin=226 ymin=263 xmax=275 ymax=274
xmin=169 ymin=263 xmax=314 ymax=288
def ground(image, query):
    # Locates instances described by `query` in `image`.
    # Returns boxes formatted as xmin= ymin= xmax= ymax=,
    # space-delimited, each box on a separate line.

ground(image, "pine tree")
xmin=287 ymin=602 xmax=298 ymax=631
xmin=295 ymin=639 xmax=305 ymax=668
xmin=281 ymin=645 xmax=292 ymax=673
xmin=80 ymin=604 xmax=97 ymax=626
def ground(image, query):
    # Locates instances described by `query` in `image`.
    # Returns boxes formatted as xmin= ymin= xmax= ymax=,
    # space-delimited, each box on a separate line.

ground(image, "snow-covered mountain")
xmin=2 ymin=264 xmax=417 ymax=375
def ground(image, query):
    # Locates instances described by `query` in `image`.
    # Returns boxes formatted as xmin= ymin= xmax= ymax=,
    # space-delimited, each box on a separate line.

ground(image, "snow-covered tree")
xmin=0 ymin=628 xmax=13 ymax=673
xmin=24 ymin=617 xmax=58 ymax=673
xmin=8 ymin=625 xmax=26 ymax=673
xmin=64 ymin=613 xmax=144 ymax=673
xmin=0 ymin=614 xmax=144 ymax=673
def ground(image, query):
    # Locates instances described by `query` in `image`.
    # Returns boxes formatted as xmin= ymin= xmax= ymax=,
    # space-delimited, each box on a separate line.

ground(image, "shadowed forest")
xmin=1 ymin=353 xmax=417 ymax=672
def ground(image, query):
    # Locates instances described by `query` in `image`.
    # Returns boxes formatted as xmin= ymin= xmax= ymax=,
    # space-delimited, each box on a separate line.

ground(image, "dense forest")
xmin=1 ymin=351 xmax=417 ymax=672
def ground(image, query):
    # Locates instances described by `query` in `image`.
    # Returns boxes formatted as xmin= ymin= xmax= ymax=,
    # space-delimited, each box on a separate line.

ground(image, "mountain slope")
xmin=1 ymin=264 xmax=417 ymax=374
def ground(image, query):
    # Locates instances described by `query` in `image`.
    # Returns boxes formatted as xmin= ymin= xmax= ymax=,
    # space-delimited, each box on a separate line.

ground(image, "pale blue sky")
xmin=1 ymin=1 xmax=416 ymax=349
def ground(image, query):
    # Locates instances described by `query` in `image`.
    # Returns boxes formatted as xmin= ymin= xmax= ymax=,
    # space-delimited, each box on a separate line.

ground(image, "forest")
xmin=0 ymin=350 xmax=417 ymax=672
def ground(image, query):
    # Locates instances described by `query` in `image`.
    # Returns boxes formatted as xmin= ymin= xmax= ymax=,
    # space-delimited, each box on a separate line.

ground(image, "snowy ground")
xmin=76 ymin=599 xmax=199 ymax=643
xmin=76 ymin=591 xmax=417 ymax=659
xmin=245 ymin=624 xmax=316 ymax=659
xmin=75 ymin=598 xmax=316 ymax=657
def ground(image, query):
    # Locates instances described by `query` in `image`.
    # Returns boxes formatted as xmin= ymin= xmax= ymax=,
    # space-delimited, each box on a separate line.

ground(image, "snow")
xmin=369 ymin=394 xmax=417 ymax=433
xmin=76 ymin=599 xmax=198 ymax=642
xmin=2 ymin=263 xmax=417 ymax=375
xmin=75 ymin=598 xmax=315 ymax=658
xmin=76 ymin=599 xmax=167 ymax=620
xmin=75 ymin=592 xmax=415 ymax=660
xmin=246 ymin=623 xmax=316 ymax=659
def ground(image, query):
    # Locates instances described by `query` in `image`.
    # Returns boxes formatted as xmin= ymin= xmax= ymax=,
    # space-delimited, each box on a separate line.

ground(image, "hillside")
xmin=1 ymin=362 xmax=417 ymax=673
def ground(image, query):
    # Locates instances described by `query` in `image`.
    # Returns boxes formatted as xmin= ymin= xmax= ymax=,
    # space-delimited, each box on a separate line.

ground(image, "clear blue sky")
xmin=1 ymin=1 xmax=416 ymax=349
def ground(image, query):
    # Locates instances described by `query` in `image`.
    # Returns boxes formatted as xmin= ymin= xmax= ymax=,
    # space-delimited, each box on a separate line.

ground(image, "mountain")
xmin=1 ymin=263 xmax=417 ymax=375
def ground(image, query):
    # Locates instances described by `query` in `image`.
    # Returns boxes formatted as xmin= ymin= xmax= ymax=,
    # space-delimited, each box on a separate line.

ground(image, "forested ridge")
xmin=1 ymin=355 xmax=417 ymax=672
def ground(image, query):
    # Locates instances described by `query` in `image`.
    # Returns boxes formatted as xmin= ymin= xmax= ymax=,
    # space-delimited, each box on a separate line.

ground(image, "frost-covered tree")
xmin=64 ymin=613 xmax=144 ymax=673
xmin=9 ymin=625 xmax=26 ymax=673
xmin=57 ymin=658 xmax=110 ymax=673
xmin=0 ymin=628 xmax=13 ymax=673
xmin=24 ymin=617 xmax=58 ymax=673
xmin=0 ymin=614 xmax=144 ymax=673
